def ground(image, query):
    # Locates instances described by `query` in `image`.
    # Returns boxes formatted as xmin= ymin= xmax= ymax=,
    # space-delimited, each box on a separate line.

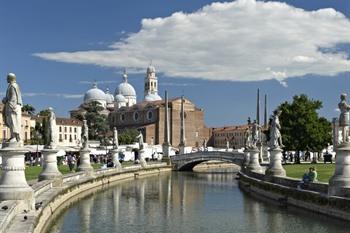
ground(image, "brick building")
xmin=109 ymin=97 xmax=210 ymax=147
xmin=211 ymin=125 xmax=248 ymax=149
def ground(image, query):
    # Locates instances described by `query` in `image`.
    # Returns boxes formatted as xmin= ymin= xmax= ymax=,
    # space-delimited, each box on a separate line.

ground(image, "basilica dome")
xmin=115 ymin=72 xmax=136 ymax=97
xmin=105 ymin=88 xmax=115 ymax=104
xmin=115 ymin=93 xmax=126 ymax=103
xmin=84 ymin=83 xmax=107 ymax=105
xmin=145 ymin=93 xmax=162 ymax=101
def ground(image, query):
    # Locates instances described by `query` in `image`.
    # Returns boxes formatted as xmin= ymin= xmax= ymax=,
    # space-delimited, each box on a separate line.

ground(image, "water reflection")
xmin=50 ymin=168 xmax=350 ymax=233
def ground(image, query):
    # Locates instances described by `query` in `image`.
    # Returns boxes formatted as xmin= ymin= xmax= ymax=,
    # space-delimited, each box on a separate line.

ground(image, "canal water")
xmin=49 ymin=167 xmax=350 ymax=233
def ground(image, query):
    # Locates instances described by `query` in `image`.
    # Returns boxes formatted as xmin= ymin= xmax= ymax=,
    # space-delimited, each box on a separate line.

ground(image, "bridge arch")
xmin=171 ymin=151 xmax=244 ymax=171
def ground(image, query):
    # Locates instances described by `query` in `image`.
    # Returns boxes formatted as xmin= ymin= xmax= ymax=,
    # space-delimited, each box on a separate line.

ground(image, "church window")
xmin=120 ymin=114 xmax=125 ymax=122
xmin=147 ymin=110 xmax=153 ymax=120
xmin=133 ymin=112 xmax=139 ymax=121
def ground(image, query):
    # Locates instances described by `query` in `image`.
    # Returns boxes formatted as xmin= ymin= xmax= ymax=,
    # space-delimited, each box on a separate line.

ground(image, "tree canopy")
xmin=22 ymin=104 xmax=36 ymax=115
xmin=277 ymin=94 xmax=332 ymax=152
xmin=118 ymin=129 xmax=139 ymax=145
xmin=75 ymin=101 xmax=109 ymax=140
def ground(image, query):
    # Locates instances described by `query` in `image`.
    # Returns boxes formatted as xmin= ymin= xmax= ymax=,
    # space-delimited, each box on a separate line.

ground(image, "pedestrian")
xmin=67 ymin=154 xmax=75 ymax=172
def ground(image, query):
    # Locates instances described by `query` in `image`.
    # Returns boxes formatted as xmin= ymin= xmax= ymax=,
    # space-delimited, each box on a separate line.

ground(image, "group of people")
xmin=298 ymin=167 xmax=318 ymax=189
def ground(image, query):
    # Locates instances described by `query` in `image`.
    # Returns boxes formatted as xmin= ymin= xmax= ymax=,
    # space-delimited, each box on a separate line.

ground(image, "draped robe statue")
xmin=45 ymin=107 xmax=57 ymax=149
xmin=2 ymin=73 xmax=23 ymax=143
xmin=268 ymin=110 xmax=283 ymax=149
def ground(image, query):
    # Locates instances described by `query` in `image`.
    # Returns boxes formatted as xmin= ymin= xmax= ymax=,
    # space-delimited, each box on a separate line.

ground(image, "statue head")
xmin=341 ymin=93 xmax=347 ymax=101
xmin=7 ymin=73 xmax=16 ymax=83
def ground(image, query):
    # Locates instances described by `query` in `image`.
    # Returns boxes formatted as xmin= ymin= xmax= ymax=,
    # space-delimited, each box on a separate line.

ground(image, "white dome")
xmin=117 ymin=82 xmax=136 ymax=97
xmin=145 ymin=93 xmax=162 ymax=101
xmin=105 ymin=88 xmax=114 ymax=104
xmin=84 ymin=83 xmax=107 ymax=103
xmin=115 ymin=94 xmax=126 ymax=103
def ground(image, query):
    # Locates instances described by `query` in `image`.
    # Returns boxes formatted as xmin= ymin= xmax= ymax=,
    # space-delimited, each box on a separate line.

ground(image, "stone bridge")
xmin=171 ymin=151 xmax=244 ymax=171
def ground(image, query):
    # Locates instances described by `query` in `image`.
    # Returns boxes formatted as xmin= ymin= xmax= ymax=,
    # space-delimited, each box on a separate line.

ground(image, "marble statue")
xmin=203 ymin=138 xmax=207 ymax=151
xmin=268 ymin=110 xmax=283 ymax=149
xmin=244 ymin=118 xmax=253 ymax=149
xmin=226 ymin=138 xmax=230 ymax=151
xmin=2 ymin=73 xmax=22 ymax=144
xmin=338 ymin=93 xmax=350 ymax=143
xmin=45 ymin=107 xmax=57 ymax=149
xmin=82 ymin=120 xmax=89 ymax=149
xmin=251 ymin=120 xmax=261 ymax=147
xmin=113 ymin=127 xmax=119 ymax=149
xmin=136 ymin=132 xmax=144 ymax=150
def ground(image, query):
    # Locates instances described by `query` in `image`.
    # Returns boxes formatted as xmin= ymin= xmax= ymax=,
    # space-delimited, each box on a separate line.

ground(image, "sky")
xmin=0 ymin=0 xmax=350 ymax=127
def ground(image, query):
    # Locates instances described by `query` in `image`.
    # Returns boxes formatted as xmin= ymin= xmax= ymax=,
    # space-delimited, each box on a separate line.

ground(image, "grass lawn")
xmin=283 ymin=163 xmax=335 ymax=183
xmin=0 ymin=163 xmax=103 ymax=181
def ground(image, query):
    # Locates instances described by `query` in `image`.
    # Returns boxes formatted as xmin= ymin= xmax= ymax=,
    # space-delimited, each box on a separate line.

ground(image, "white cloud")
xmin=34 ymin=0 xmax=350 ymax=84
xmin=79 ymin=80 xmax=119 ymax=85
xmin=20 ymin=93 xmax=83 ymax=99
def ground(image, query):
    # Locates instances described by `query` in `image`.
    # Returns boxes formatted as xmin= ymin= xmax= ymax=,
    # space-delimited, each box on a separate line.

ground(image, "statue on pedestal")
xmin=244 ymin=118 xmax=253 ymax=149
xmin=45 ymin=107 xmax=57 ymax=149
xmin=136 ymin=132 xmax=144 ymax=150
xmin=2 ymin=73 xmax=22 ymax=144
xmin=268 ymin=109 xmax=283 ymax=149
xmin=82 ymin=120 xmax=89 ymax=149
xmin=113 ymin=127 xmax=119 ymax=149
xmin=338 ymin=93 xmax=350 ymax=144
xmin=203 ymin=138 xmax=207 ymax=151
xmin=251 ymin=120 xmax=261 ymax=148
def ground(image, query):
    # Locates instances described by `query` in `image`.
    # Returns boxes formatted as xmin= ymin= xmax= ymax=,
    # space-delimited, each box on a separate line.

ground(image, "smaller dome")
xmin=145 ymin=93 xmax=162 ymax=102
xmin=115 ymin=94 xmax=126 ymax=103
xmin=84 ymin=83 xmax=107 ymax=104
xmin=147 ymin=65 xmax=156 ymax=74
xmin=105 ymin=88 xmax=114 ymax=104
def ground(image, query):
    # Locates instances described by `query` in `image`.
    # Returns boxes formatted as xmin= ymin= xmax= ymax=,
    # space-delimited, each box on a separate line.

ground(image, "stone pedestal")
xmin=243 ymin=150 xmax=250 ymax=168
xmin=139 ymin=150 xmax=147 ymax=168
xmin=329 ymin=144 xmax=350 ymax=196
xmin=111 ymin=149 xmax=122 ymax=171
xmin=179 ymin=145 xmax=185 ymax=155
xmin=262 ymin=145 xmax=270 ymax=162
xmin=162 ymin=143 xmax=171 ymax=165
xmin=77 ymin=148 xmax=93 ymax=173
xmin=265 ymin=148 xmax=286 ymax=177
xmin=0 ymin=147 xmax=34 ymax=208
xmin=246 ymin=148 xmax=263 ymax=173
xmin=38 ymin=149 xmax=62 ymax=182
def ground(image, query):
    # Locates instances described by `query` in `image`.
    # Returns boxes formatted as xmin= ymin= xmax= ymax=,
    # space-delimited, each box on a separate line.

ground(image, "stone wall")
xmin=239 ymin=171 xmax=350 ymax=221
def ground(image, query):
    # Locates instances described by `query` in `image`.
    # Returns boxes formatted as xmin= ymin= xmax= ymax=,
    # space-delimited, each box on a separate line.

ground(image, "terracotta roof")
xmin=212 ymin=124 xmax=249 ymax=132
xmin=32 ymin=116 xmax=83 ymax=126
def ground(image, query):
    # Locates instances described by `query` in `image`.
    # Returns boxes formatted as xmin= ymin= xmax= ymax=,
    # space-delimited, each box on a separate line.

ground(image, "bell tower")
xmin=144 ymin=65 xmax=158 ymax=98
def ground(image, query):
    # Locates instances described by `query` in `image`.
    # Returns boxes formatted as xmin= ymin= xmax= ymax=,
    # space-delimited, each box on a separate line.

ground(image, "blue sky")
xmin=0 ymin=0 xmax=349 ymax=127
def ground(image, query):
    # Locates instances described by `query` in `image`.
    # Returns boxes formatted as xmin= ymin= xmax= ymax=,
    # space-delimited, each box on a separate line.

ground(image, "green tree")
xmin=75 ymin=101 xmax=109 ymax=140
xmin=119 ymin=129 xmax=139 ymax=145
xmin=277 ymin=94 xmax=332 ymax=152
xmin=22 ymin=104 xmax=36 ymax=115
xmin=38 ymin=109 xmax=51 ymax=117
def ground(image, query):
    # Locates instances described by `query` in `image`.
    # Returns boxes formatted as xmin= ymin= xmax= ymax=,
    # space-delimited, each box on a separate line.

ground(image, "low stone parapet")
xmin=238 ymin=171 xmax=350 ymax=221
xmin=1 ymin=164 xmax=171 ymax=233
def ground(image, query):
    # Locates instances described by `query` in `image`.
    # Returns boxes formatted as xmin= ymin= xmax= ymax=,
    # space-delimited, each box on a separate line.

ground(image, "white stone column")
xmin=38 ymin=149 xmax=62 ymax=181
xmin=246 ymin=148 xmax=263 ymax=173
xmin=243 ymin=150 xmax=250 ymax=168
xmin=162 ymin=90 xmax=171 ymax=164
xmin=0 ymin=148 xmax=34 ymax=208
xmin=77 ymin=148 xmax=93 ymax=173
xmin=265 ymin=148 xmax=286 ymax=176
xmin=139 ymin=149 xmax=147 ymax=168
xmin=329 ymin=144 xmax=350 ymax=196
xmin=179 ymin=95 xmax=186 ymax=155
xmin=111 ymin=149 xmax=122 ymax=171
